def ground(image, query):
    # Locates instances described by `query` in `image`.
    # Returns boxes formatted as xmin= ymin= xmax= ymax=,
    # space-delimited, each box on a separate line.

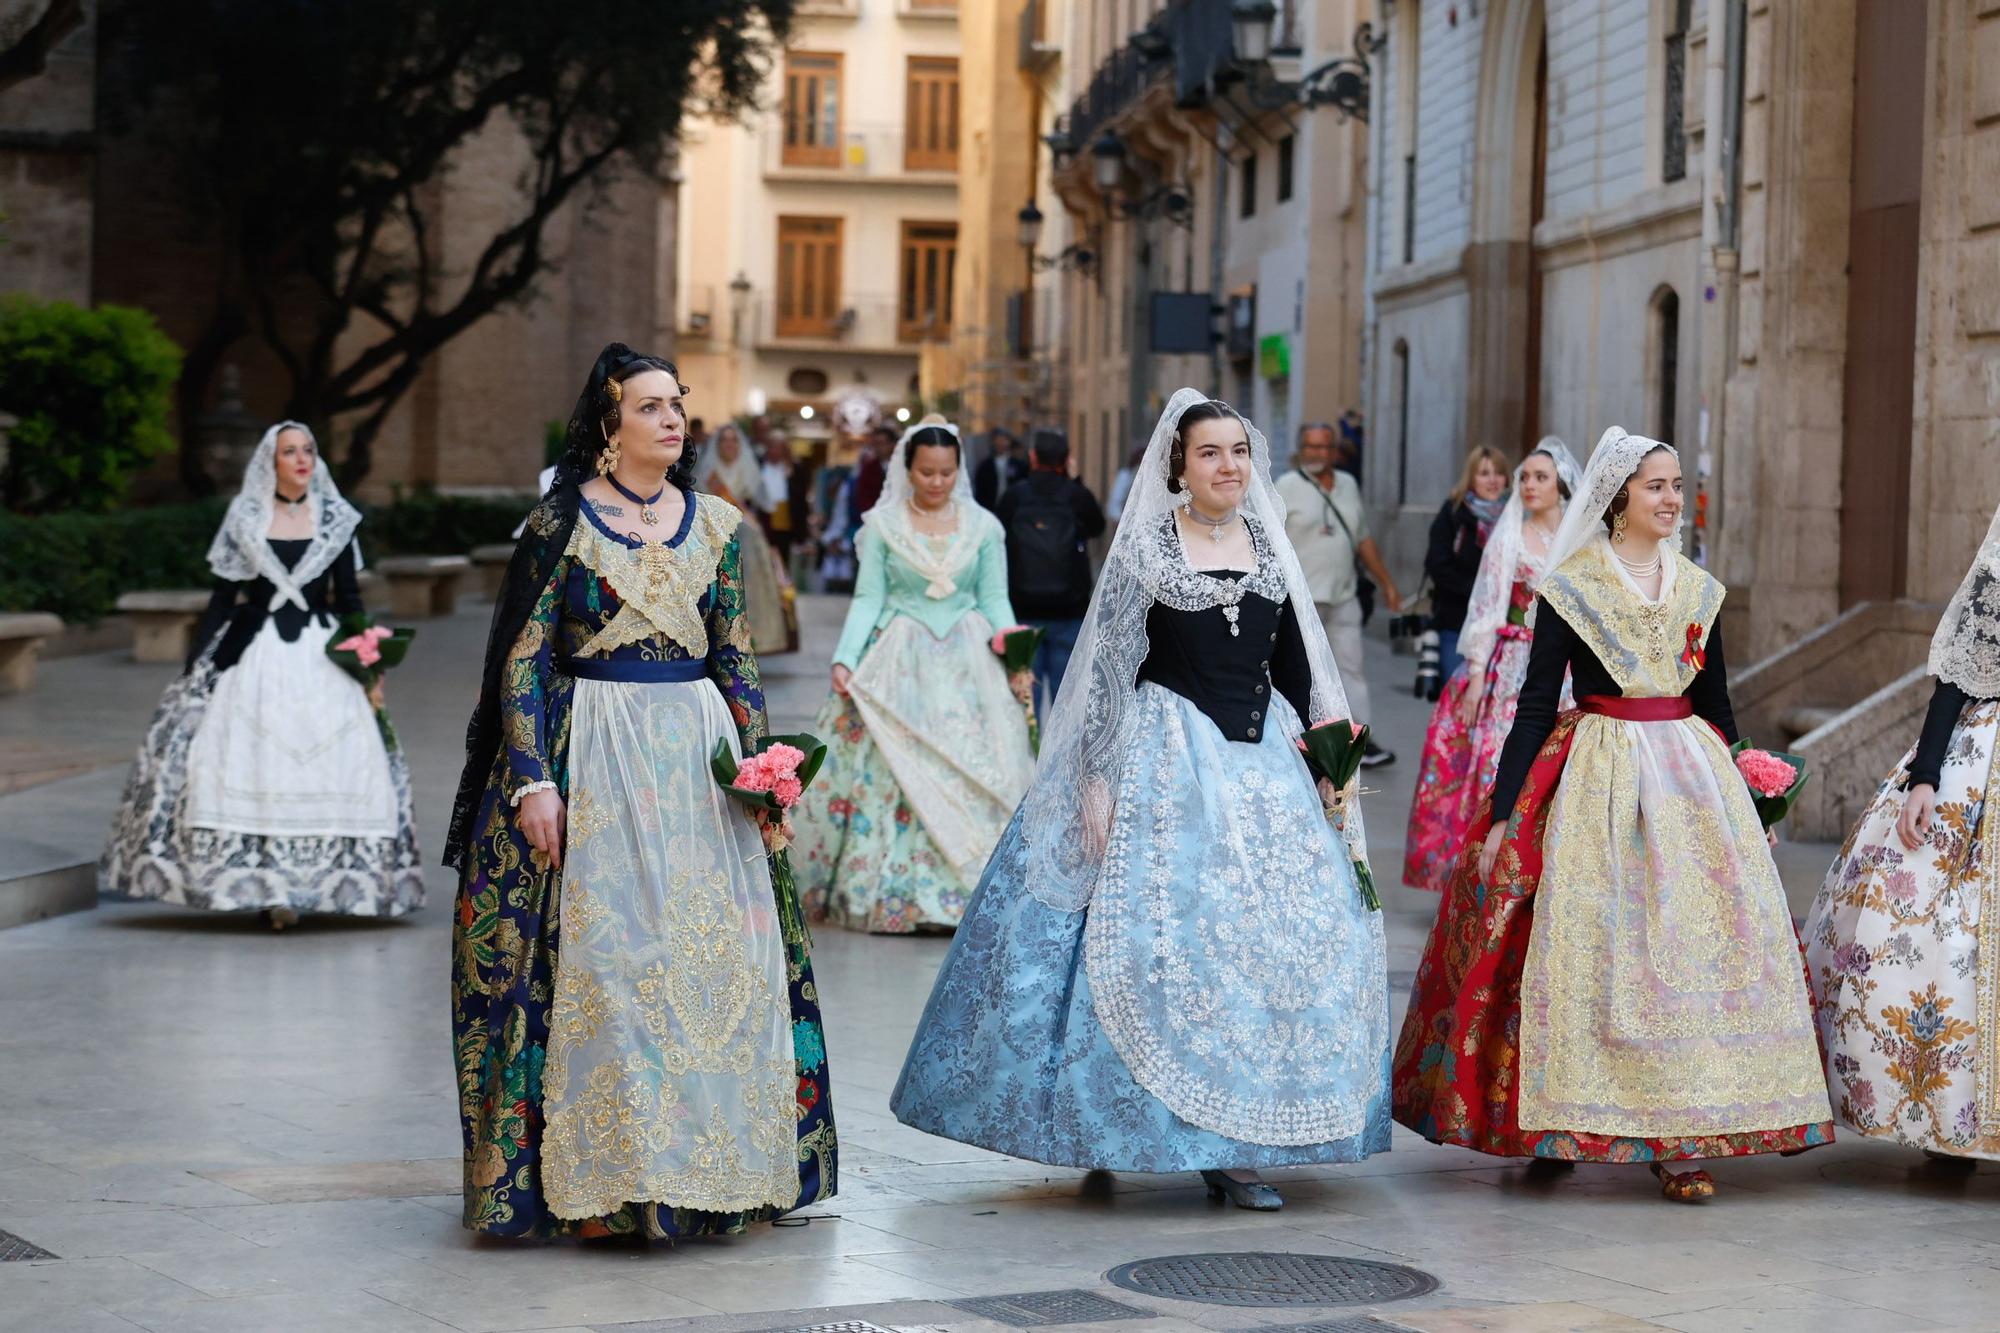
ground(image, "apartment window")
xmin=1396 ymin=0 xmax=1422 ymax=264
xmin=776 ymin=216 xmax=843 ymax=337
xmin=899 ymin=221 xmax=957 ymax=342
xmin=782 ymin=53 xmax=843 ymax=169
xmin=1653 ymin=286 xmax=1681 ymax=444
xmin=1277 ymin=134 xmax=1295 ymax=203
xmin=1240 ymin=151 xmax=1259 ymax=219
xmin=905 ymin=56 xmax=960 ymax=172
xmin=1662 ymin=0 xmax=1691 ymax=182
xmin=1393 ymin=339 xmax=1411 ymax=505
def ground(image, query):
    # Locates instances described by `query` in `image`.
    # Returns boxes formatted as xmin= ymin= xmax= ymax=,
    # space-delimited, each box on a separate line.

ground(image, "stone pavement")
xmin=2 ymin=594 xmax=1999 ymax=1333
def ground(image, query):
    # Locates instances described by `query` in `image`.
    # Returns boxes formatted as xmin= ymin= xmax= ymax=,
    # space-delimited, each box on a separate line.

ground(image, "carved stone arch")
xmin=1468 ymin=0 xmax=1548 ymax=247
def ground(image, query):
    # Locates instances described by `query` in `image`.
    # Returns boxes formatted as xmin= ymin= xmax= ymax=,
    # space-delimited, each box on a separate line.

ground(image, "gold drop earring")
xmin=597 ymin=429 xmax=622 ymax=477
xmin=1612 ymin=508 xmax=1628 ymax=543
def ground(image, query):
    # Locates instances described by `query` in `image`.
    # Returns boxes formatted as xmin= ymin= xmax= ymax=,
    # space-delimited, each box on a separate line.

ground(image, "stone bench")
xmin=375 ymin=555 xmax=471 ymax=618
xmin=471 ymin=543 xmax=516 ymax=599
xmin=0 ymin=612 xmax=63 ymax=694
xmin=115 ymin=590 xmax=214 ymax=664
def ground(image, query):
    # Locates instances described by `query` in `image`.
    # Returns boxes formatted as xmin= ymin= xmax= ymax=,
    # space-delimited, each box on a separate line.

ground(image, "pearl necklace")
xmin=1614 ymin=546 xmax=1663 ymax=578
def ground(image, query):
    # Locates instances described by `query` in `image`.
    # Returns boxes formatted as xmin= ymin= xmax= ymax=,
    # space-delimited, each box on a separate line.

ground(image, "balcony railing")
xmin=1061 ymin=0 xmax=1244 ymax=150
xmin=744 ymin=293 xmax=946 ymax=351
xmin=1018 ymin=0 xmax=1058 ymax=73
xmin=768 ymin=120 xmax=957 ymax=179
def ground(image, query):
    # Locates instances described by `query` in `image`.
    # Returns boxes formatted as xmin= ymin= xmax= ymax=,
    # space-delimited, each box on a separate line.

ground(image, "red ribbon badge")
xmin=1681 ymin=622 xmax=1708 ymax=672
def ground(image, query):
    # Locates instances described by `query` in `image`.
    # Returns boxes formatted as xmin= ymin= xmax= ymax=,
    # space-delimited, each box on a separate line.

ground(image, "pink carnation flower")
xmin=1735 ymin=749 xmax=1798 ymax=799
xmin=734 ymin=744 xmax=809 ymax=808
xmin=991 ymin=624 xmax=1031 ymax=655
xmin=334 ymin=624 xmax=392 ymax=667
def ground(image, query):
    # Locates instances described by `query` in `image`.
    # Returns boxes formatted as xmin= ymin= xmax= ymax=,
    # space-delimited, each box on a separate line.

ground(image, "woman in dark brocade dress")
xmin=443 ymin=344 xmax=835 ymax=1241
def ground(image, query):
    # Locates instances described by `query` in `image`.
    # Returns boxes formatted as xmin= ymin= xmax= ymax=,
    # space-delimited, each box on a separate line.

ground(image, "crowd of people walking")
xmin=88 ymin=335 xmax=2000 ymax=1243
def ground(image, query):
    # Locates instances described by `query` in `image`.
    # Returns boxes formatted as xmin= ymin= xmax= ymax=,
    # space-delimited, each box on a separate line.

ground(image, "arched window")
xmin=1651 ymin=287 xmax=1680 ymax=445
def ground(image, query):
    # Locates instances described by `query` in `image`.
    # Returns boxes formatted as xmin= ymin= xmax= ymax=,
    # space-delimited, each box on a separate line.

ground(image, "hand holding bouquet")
xmin=712 ymin=733 xmax=828 ymax=855
xmin=326 ymin=615 xmax=415 ymax=748
xmin=990 ymin=624 xmax=1046 ymax=752
xmin=1731 ymin=740 xmax=1810 ymax=831
xmin=1295 ymin=719 xmax=1381 ymax=911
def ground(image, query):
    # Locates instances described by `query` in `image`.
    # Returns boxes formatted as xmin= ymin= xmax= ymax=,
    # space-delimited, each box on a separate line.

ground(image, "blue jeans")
xmin=1436 ymin=629 xmax=1463 ymax=686
xmin=1025 ymin=618 xmax=1082 ymax=722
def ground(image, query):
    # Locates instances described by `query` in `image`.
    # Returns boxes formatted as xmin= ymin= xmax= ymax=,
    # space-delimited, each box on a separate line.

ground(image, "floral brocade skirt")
xmin=891 ymin=684 xmax=1391 ymax=1171
xmin=1403 ymin=627 xmax=1554 ymax=892
xmin=1802 ymin=699 xmax=2000 ymax=1158
xmin=1393 ymin=708 xmax=1835 ymax=1162
xmin=793 ymin=616 xmax=1034 ymax=934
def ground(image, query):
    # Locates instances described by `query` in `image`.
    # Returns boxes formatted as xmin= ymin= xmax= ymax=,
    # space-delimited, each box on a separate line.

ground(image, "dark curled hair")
xmin=560 ymin=342 xmax=697 ymax=489
xmin=1601 ymin=443 xmax=1673 ymax=536
xmin=903 ymin=425 xmax=960 ymax=469
xmin=1168 ymin=398 xmax=1243 ymax=492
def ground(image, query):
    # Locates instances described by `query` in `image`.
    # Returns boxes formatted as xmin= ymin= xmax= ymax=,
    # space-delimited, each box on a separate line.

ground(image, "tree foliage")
xmin=0 ymin=296 xmax=184 ymax=513
xmin=103 ymin=0 xmax=794 ymax=487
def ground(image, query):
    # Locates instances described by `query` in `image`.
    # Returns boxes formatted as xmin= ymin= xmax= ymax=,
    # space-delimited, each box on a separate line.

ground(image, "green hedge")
xmin=0 ymin=491 xmax=537 ymax=623
xmin=0 ymin=298 xmax=184 ymax=513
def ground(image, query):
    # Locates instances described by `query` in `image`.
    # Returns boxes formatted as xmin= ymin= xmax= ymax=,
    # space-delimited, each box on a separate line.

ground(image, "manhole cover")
xmin=1266 ymin=1319 xmax=1412 ymax=1333
xmin=760 ymin=1324 xmax=900 ymax=1333
xmin=0 ymin=1230 xmax=56 ymax=1262
xmin=949 ymin=1289 xmax=1150 ymax=1327
xmin=1104 ymin=1253 xmax=1438 ymax=1307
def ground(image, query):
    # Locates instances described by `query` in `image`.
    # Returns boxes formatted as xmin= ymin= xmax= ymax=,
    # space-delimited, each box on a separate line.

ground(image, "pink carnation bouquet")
xmin=990 ymin=624 xmax=1046 ymax=753
xmin=325 ymin=615 xmax=415 ymax=748
xmin=711 ymin=733 xmax=828 ymax=856
xmin=1296 ymin=719 xmax=1380 ymax=911
xmin=1730 ymin=740 xmax=1810 ymax=830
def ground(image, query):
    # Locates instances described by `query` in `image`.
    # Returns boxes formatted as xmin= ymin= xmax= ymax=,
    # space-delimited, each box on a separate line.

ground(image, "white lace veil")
xmin=1017 ymin=387 xmax=1361 ymax=914
xmin=860 ymin=416 xmax=993 ymax=599
xmin=693 ymin=424 xmax=766 ymax=509
xmin=1543 ymin=426 xmax=1682 ymax=577
xmin=1928 ymin=501 xmax=2000 ymax=698
xmin=205 ymin=421 xmax=363 ymax=610
xmin=1457 ymin=437 xmax=1583 ymax=673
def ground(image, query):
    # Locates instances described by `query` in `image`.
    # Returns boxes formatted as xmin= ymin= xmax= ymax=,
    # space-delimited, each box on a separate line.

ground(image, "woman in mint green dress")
xmin=795 ymin=419 xmax=1036 ymax=933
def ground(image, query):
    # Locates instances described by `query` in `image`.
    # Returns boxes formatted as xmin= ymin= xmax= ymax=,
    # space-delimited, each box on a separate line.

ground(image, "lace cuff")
xmin=509 ymin=780 xmax=557 ymax=807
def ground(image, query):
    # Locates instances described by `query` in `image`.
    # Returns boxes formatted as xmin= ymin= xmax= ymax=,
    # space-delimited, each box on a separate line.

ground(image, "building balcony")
xmin=764 ymin=120 xmax=959 ymax=186
xmin=741 ymin=292 xmax=950 ymax=356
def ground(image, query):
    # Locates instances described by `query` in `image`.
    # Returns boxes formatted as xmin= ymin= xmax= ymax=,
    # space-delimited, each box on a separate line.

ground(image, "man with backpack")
xmin=996 ymin=428 xmax=1106 ymax=718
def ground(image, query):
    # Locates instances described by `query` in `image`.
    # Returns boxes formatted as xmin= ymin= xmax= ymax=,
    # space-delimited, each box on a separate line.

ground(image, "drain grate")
xmin=759 ymin=1323 xmax=902 ymax=1333
xmin=949 ymin=1289 xmax=1152 ymax=1327
xmin=1104 ymin=1253 xmax=1438 ymax=1308
xmin=1264 ymin=1319 xmax=1413 ymax=1333
xmin=0 ymin=1230 xmax=56 ymax=1262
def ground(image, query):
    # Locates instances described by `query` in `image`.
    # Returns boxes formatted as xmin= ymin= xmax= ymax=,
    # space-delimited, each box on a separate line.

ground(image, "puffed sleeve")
xmin=706 ymin=532 xmax=769 ymax=750
xmin=500 ymin=554 xmax=565 ymax=801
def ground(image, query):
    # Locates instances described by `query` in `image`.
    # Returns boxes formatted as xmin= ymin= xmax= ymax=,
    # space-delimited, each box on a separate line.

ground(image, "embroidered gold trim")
xmin=567 ymin=495 xmax=740 ymax=661
xmin=1538 ymin=547 xmax=1724 ymax=697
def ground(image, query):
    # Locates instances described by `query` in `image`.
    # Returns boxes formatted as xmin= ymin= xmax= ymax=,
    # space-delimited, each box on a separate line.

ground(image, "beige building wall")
xmin=676 ymin=0 xmax=962 ymax=434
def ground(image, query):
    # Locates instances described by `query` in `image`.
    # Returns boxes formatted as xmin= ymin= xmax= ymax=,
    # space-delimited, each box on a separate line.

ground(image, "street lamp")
xmin=1091 ymin=132 xmax=1126 ymax=192
xmin=1232 ymin=0 xmax=1277 ymax=64
xmin=728 ymin=271 xmax=752 ymax=344
xmin=1017 ymin=201 xmax=1044 ymax=252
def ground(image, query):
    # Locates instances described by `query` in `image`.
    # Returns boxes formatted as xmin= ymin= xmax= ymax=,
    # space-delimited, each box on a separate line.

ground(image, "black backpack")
xmin=1004 ymin=483 xmax=1084 ymax=605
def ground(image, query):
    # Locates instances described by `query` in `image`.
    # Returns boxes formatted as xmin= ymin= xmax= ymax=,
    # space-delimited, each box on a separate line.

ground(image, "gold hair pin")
xmin=605 ymin=378 xmax=622 ymax=403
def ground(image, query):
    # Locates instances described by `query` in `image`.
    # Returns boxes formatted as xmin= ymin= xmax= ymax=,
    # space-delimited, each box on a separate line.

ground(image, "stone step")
xmin=1776 ymin=704 xmax=1843 ymax=742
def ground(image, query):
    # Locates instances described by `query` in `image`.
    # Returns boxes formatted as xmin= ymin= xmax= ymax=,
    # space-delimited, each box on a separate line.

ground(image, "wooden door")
xmin=899 ymin=221 xmax=956 ymax=342
xmin=783 ymin=53 xmax=842 ymax=168
xmin=1838 ymin=0 xmax=1924 ymax=605
xmin=777 ymin=216 xmax=843 ymax=338
xmin=905 ymin=57 xmax=960 ymax=172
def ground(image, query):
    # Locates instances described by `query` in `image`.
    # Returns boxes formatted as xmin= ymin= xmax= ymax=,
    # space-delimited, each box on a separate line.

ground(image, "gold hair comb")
xmin=605 ymin=378 xmax=623 ymax=403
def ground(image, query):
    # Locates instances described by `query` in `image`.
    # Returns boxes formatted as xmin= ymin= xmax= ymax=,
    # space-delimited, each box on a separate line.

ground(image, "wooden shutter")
xmin=777 ymin=216 xmax=844 ymax=338
xmin=905 ymin=57 xmax=959 ymax=172
xmin=783 ymin=53 xmax=842 ymax=168
xmin=899 ymin=221 xmax=956 ymax=342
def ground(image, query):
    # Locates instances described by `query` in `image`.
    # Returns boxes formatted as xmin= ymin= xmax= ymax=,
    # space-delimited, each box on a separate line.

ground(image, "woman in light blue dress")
xmin=891 ymin=390 xmax=1391 ymax=1210
xmin=793 ymin=419 xmax=1037 ymax=933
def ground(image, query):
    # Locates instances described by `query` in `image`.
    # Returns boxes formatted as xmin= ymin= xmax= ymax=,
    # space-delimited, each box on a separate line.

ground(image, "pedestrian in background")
xmin=996 ymin=427 xmax=1106 ymax=716
xmin=1275 ymin=421 xmax=1403 ymax=767
xmin=758 ymin=427 xmax=804 ymax=561
xmin=1336 ymin=408 xmax=1365 ymax=482
xmin=973 ymin=426 xmax=1027 ymax=510
xmin=1106 ymin=441 xmax=1146 ymax=524
xmin=1425 ymin=445 xmax=1510 ymax=683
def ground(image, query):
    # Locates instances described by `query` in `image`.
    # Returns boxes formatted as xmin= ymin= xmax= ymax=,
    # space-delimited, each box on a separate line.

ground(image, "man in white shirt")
xmin=1274 ymin=422 xmax=1404 ymax=766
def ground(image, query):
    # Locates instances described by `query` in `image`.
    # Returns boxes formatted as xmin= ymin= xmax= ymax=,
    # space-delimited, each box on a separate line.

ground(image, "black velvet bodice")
xmin=1135 ymin=573 xmax=1314 ymax=742
xmin=188 ymin=537 xmax=364 ymax=673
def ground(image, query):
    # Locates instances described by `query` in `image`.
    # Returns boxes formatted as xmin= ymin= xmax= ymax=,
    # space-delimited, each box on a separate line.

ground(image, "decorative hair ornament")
xmin=604 ymin=377 xmax=623 ymax=404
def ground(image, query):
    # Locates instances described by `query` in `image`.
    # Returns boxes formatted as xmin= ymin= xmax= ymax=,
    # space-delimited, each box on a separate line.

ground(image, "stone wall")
xmin=0 ymin=1 xmax=94 ymax=304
